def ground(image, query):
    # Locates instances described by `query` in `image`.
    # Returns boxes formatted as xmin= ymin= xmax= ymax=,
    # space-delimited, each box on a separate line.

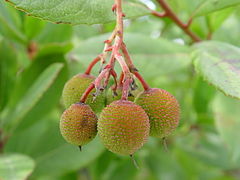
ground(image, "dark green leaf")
xmin=0 ymin=1 xmax=26 ymax=43
xmin=0 ymin=39 xmax=18 ymax=111
xmin=1 ymin=63 xmax=64 ymax=133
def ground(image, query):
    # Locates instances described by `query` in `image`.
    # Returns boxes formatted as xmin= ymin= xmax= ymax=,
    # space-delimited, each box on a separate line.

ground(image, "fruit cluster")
xmin=60 ymin=0 xmax=180 ymax=157
xmin=60 ymin=73 xmax=180 ymax=156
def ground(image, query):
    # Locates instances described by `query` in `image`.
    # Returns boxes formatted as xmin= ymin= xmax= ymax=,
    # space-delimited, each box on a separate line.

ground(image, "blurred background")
xmin=1 ymin=0 xmax=240 ymax=180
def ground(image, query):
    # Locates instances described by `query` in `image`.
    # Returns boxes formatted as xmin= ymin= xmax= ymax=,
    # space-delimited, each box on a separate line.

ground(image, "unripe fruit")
xmin=135 ymin=88 xmax=180 ymax=138
xmin=98 ymin=100 xmax=150 ymax=155
xmin=60 ymin=103 xmax=98 ymax=146
xmin=62 ymin=74 xmax=105 ymax=113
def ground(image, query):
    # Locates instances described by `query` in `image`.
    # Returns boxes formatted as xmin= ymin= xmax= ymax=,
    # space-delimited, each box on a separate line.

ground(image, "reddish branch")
xmin=85 ymin=56 xmax=101 ymax=75
xmin=80 ymin=83 xmax=95 ymax=103
xmin=152 ymin=0 xmax=201 ymax=42
xmin=132 ymin=71 xmax=150 ymax=91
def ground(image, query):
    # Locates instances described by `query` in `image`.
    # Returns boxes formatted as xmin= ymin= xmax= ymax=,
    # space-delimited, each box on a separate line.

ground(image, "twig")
xmin=85 ymin=56 xmax=101 ymax=75
xmin=153 ymin=0 xmax=201 ymax=42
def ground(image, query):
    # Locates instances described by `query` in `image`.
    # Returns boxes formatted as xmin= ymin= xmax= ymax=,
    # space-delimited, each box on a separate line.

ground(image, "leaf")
xmin=6 ymin=0 xmax=149 ymax=25
xmin=206 ymin=7 xmax=234 ymax=32
xmin=193 ymin=0 xmax=240 ymax=17
xmin=176 ymin=131 xmax=240 ymax=169
xmin=0 ymin=39 xmax=18 ymax=111
xmin=1 ymin=63 xmax=64 ymax=133
xmin=193 ymin=41 xmax=240 ymax=99
xmin=5 ymin=117 xmax=105 ymax=178
xmin=212 ymin=15 xmax=240 ymax=47
xmin=33 ymin=138 xmax=104 ymax=178
xmin=0 ymin=154 xmax=35 ymax=180
xmin=0 ymin=1 xmax=26 ymax=43
xmin=193 ymin=77 xmax=216 ymax=126
xmin=35 ymin=23 xmax=73 ymax=44
xmin=24 ymin=16 xmax=46 ymax=40
xmin=212 ymin=93 xmax=240 ymax=162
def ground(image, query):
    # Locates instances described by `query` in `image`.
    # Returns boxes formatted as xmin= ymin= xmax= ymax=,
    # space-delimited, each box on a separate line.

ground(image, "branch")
xmin=85 ymin=56 xmax=101 ymax=75
xmin=153 ymin=0 xmax=201 ymax=42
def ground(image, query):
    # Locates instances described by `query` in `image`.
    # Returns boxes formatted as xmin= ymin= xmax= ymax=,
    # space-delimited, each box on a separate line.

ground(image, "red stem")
xmin=80 ymin=83 xmax=95 ymax=103
xmin=154 ymin=0 xmax=201 ymax=42
xmin=85 ymin=56 xmax=101 ymax=75
xmin=121 ymin=43 xmax=150 ymax=91
xmin=118 ymin=71 xmax=124 ymax=86
xmin=121 ymin=43 xmax=135 ymax=71
xmin=133 ymin=71 xmax=150 ymax=91
xmin=111 ymin=70 xmax=118 ymax=91
xmin=121 ymin=78 xmax=132 ymax=100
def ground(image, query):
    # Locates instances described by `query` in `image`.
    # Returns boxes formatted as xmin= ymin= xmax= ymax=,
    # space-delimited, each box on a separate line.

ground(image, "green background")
xmin=1 ymin=0 xmax=240 ymax=179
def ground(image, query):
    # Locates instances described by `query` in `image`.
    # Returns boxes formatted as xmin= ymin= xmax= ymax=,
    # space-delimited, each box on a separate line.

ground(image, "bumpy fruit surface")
xmin=98 ymin=100 xmax=150 ymax=155
xmin=62 ymin=74 xmax=105 ymax=112
xmin=135 ymin=88 xmax=180 ymax=138
xmin=60 ymin=103 xmax=98 ymax=146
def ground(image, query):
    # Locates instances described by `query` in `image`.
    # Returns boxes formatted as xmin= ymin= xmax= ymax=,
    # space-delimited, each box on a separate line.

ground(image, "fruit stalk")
xmin=115 ymin=53 xmax=132 ymax=100
xmin=84 ymin=56 xmax=101 ymax=75
xmin=121 ymin=42 xmax=150 ymax=91
xmin=84 ymin=28 xmax=117 ymax=76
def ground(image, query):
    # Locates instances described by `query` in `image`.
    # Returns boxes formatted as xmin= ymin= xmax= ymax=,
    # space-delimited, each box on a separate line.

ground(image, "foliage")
xmin=0 ymin=0 xmax=240 ymax=179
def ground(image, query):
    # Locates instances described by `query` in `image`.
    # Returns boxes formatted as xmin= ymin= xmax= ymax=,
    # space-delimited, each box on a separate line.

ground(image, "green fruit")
xmin=135 ymin=88 xmax=180 ymax=138
xmin=62 ymin=73 xmax=105 ymax=113
xmin=60 ymin=103 xmax=98 ymax=146
xmin=98 ymin=100 xmax=150 ymax=155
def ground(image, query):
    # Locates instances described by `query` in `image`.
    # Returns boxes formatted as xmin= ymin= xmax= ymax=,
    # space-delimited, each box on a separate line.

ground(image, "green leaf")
xmin=6 ymin=0 xmax=149 ymax=25
xmin=206 ymin=7 xmax=234 ymax=32
xmin=193 ymin=77 xmax=216 ymax=126
xmin=7 ymin=43 xmax=70 ymax=109
xmin=24 ymin=16 xmax=46 ymax=40
xmin=0 ymin=39 xmax=18 ymax=111
xmin=35 ymin=23 xmax=73 ymax=44
xmin=212 ymin=93 xmax=240 ymax=162
xmin=176 ymin=131 xmax=240 ymax=169
xmin=0 ymin=154 xmax=35 ymax=180
xmin=193 ymin=0 xmax=240 ymax=16
xmin=1 ymin=63 xmax=64 ymax=133
xmin=0 ymin=1 xmax=26 ymax=43
xmin=193 ymin=41 xmax=240 ymax=99
xmin=212 ymin=14 xmax=240 ymax=46
xmin=36 ymin=43 xmax=73 ymax=58
xmin=5 ymin=117 xmax=105 ymax=178
xmin=33 ymin=137 xmax=104 ymax=178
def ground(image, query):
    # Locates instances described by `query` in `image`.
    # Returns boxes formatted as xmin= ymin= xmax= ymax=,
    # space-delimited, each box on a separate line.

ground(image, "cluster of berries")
xmin=60 ymin=73 xmax=180 ymax=156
